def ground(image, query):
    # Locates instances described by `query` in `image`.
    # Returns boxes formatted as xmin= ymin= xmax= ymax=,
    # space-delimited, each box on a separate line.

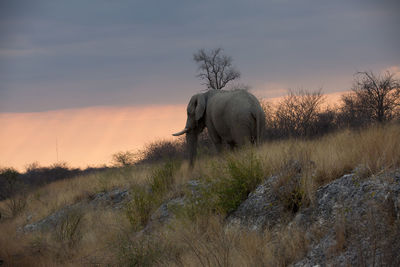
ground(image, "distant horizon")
xmin=1 ymin=90 xmax=348 ymax=171
xmin=1 ymin=0 xmax=399 ymax=170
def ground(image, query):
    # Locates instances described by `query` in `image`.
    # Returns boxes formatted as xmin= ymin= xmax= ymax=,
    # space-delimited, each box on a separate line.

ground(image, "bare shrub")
xmin=111 ymin=151 xmax=136 ymax=167
xmin=54 ymin=209 xmax=84 ymax=248
xmin=273 ymin=89 xmax=325 ymax=138
xmin=22 ymin=162 xmax=82 ymax=186
xmin=274 ymin=158 xmax=315 ymax=214
xmin=137 ymin=139 xmax=185 ymax=164
xmin=260 ymin=100 xmax=276 ymax=139
xmin=314 ymin=106 xmax=338 ymax=136
xmin=0 ymin=168 xmax=26 ymax=217
xmin=339 ymin=71 xmax=400 ymax=127
xmin=0 ymin=168 xmax=20 ymax=199
xmin=4 ymin=194 xmax=27 ymax=218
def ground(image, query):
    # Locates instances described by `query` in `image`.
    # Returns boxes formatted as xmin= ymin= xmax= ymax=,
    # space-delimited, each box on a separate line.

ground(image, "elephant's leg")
xmin=207 ymin=127 xmax=223 ymax=153
xmin=214 ymin=142 xmax=223 ymax=153
xmin=232 ymin=127 xmax=252 ymax=147
xmin=228 ymin=141 xmax=237 ymax=150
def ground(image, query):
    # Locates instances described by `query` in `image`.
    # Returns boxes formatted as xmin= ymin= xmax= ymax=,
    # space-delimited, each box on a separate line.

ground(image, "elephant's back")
xmin=214 ymin=90 xmax=261 ymax=115
xmin=207 ymin=90 xmax=262 ymax=135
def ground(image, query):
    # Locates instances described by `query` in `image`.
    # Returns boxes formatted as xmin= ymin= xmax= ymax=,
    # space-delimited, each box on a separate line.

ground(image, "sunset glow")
xmin=0 ymin=91 xmax=349 ymax=171
xmin=1 ymin=1 xmax=398 ymax=171
xmin=0 ymin=105 xmax=186 ymax=170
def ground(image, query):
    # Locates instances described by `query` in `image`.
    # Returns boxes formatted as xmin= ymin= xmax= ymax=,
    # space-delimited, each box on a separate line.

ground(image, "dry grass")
xmin=0 ymin=124 xmax=399 ymax=266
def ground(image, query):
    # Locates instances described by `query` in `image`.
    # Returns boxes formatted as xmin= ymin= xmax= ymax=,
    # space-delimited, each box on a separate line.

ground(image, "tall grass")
xmin=0 ymin=124 xmax=399 ymax=266
xmin=125 ymin=161 xmax=181 ymax=230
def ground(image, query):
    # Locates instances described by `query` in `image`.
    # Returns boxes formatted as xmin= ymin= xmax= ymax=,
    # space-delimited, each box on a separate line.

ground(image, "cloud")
xmin=385 ymin=65 xmax=400 ymax=78
xmin=250 ymin=82 xmax=288 ymax=99
xmin=0 ymin=105 xmax=187 ymax=170
xmin=1 ymin=0 xmax=398 ymax=113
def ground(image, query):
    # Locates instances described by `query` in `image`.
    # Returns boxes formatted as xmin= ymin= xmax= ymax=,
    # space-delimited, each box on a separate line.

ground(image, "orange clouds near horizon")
xmin=1 ymin=91 xmax=347 ymax=171
xmin=0 ymin=105 xmax=187 ymax=171
xmin=258 ymin=90 xmax=347 ymax=107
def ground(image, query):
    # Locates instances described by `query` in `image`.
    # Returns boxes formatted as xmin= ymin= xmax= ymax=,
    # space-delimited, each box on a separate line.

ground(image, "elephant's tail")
xmin=252 ymin=110 xmax=264 ymax=145
xmin=256 ymin=112 xmax=263 ymax=145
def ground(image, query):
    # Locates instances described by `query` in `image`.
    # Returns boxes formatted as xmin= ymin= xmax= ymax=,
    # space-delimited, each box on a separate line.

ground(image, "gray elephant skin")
xmin=173 ymin=89 xmax=266 ymax=166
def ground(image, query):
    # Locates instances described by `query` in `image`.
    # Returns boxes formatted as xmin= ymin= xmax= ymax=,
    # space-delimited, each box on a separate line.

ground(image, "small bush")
xmin=118 ymin=233 xmax=181 ymax=266
xmin=138 ymin=140 xmax=185 ymax=164
xmin=54 ymin=209 xmax=84 ymax=248
xmin=125 ymin=186 xmax=155 ymax=231
xmin=274 ymin=163 xmax=308 ymax=214
xmin=0 ymin=168 xmax=20 ymax=198
xmin=22 ymin=162 xmax=83 ymax=187
xmin=112 ymin=151 xmax=136 ymax=167
xmin=198 ymin=151 xmax=264 ymax=215
xmin=0 ymin=168 xmax=27 ymax=217
xmin=150 ymin=161 xmax=180 ymax=195
xmin=280 ymin=184 xmax=305 ymax=214
xmin=4 ymin=194 xmax=27 ymax=218
xmin=125 ymin=161 xmax=181 ymax=230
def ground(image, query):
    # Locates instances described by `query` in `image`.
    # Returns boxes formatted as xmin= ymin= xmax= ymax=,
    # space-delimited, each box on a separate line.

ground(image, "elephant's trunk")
xmin=186 ymin=131 xmax=198 ymax=168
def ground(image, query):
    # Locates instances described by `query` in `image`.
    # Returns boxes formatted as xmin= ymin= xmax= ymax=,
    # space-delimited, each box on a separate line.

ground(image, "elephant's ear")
xmin=195 ymin=94 xmax=206 ymax=121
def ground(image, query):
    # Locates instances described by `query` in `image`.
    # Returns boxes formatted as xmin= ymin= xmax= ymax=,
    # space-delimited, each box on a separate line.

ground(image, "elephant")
xmin=172 ymin=89 xmax=265 ymax=167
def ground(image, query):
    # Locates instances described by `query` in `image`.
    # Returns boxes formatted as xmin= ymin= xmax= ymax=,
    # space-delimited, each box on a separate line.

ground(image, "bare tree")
xmin=339 ymin=92 xmax=373 ymax=127
xmin=193 ymin=48 xmax=240 ymax=90
xmin=112 ymin=151 xmax=136 ymax=167
xmin=274 ymin=89 xmax=325 ymax=137
xmin=344 ymin=71 xmax=400 ymax=123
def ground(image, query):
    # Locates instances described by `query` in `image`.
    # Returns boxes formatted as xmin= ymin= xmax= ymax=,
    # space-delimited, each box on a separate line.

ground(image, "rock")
xmin=23 ymin=187 xmax=130 ymax=232
xmin=143 ymin=197 xmax=185 ymax=233
xmin=26 ymin=213 xmax=33 ymax=222
xmin=90 ymin=188 xmax=130 ymax=209
xmin=24 ymin=206 xmax=74 ymax=232
xmin=143 ymin=180 xmax=203 ymax=232
xmin=150 ymin=198 xmax=185 ymax=224
xmin=294 ymin=170 xmax=400 ymax=266
xmin=227 ymin=168 xmax=400 ymax=266
xmin=227 ymin=175 xmax=286 ymax=231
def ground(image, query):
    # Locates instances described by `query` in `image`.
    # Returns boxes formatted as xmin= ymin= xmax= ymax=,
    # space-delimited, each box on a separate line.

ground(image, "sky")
xmin=1 ymin=0 xmax=399 ymax=169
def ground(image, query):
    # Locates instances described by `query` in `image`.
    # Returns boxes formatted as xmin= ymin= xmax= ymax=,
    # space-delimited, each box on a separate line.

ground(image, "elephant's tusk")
xmin=172 ymin=128 xmax=188 ymax=136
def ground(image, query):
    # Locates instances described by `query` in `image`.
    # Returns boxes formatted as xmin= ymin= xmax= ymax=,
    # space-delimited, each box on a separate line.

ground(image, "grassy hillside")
xmin=1 ymin=124 xmax=399 ymax=266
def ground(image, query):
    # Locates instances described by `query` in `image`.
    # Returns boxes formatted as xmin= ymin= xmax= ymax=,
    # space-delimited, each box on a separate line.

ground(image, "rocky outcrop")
xmin=22 ymin=180 xmax=202 ymax=233
xmin=23 ymin=188 xmax=130 ymax=232
xmin=227 ymin=175 xmax=286 ymax=231
xmin=21 ymin=168 xmax=400 ymax=265
xmin=88 ymin=188 xmax=129 ymax=209
xmin=143 ymin=180 xmax=204 ymax=232
xmin=294 ymin=170 xmax=400 ymax=266
xmin=228 ymin=169 xmax=400 ymax=266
